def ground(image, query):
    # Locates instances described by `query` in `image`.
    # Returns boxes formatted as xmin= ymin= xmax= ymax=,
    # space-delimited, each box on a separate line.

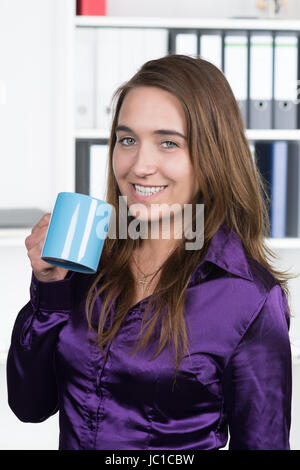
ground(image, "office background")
xmin=1 ymin=0 xmax=300 ymax=449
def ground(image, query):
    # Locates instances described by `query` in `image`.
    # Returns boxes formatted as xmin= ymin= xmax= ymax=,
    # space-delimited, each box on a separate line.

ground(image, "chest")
xmin=56 ymin=275 xmax=252 ymax=398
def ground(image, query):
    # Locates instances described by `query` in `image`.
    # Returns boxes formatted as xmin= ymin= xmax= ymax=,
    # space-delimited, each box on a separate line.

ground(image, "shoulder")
xmin=185 ymin=259 xmax=290 ymax=368
xmin=246 ymin=255 xmax=278 ymax=293
xmin=226 ymin=257 xmax=290 ymax=337
xmin=217 ymin=259 xmax=290 ymax=366
xmin=189 ymin=256 xmax=289 ymax=338
xmin=246 ymin=257 xmax=289 ymax=326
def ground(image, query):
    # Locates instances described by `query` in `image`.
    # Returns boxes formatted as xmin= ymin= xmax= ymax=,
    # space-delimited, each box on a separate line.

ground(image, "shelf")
xmin=75 ymin=129 xmax=300 ymax=142
xmin=0 ymin=350 xmax=7 ymax=366
xmin=246 ymin=129 xmax=300 ymax=142
xmin=75 ymin=16 xmax=300 ymax=31
xmin=0 ymin=228 xmax=30 ymax=247
xmin=291 ymin=338 xmax=300 ymax=365
xmin=75 ymin=129 xmax=109 ymax=140
xmin=265 ymin=238 xmax=300 ymax=249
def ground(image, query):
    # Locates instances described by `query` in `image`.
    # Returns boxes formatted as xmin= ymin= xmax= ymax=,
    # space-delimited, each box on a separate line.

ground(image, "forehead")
xmin=118 ymin=86 xmax=186 ymax=130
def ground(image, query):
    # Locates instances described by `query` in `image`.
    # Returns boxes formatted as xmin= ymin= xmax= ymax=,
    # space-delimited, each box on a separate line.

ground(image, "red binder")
xmin=77 ymin=0 xmax=106 ymax=16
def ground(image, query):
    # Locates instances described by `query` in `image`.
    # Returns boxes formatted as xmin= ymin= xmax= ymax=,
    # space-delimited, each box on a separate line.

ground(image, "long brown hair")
xmin=85 ymin=54 xmax=297 ymax=381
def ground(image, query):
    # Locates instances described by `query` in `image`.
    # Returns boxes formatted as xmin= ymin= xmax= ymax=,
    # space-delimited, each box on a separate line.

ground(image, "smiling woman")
xmin=7 ymin=54 xmax=295 ymax=450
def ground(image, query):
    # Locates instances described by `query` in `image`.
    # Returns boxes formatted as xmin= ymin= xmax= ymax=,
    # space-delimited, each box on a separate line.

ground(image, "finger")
xmin=25 ymin=225 xmax=49 ymax=251
xmin=31 ymin=213 xmax=52 ymax=234
xmin=31 ymin=222 xmax=50 ymax=235
xmin=27 ymin=239 xmax=52 ymax=270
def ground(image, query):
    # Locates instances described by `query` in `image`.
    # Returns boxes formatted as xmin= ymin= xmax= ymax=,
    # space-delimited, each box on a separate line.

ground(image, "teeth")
xmin=134 ymin=184 xmax=166 ymax=195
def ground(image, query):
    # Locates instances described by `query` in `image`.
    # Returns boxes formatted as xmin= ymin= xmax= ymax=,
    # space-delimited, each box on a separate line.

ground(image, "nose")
xmin=131 ymin=143 xmax=157 ymax=178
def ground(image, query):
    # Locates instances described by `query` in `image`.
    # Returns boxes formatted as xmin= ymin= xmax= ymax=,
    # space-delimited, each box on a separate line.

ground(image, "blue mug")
xmin=41 ymin=192 xmax=113 ymax=274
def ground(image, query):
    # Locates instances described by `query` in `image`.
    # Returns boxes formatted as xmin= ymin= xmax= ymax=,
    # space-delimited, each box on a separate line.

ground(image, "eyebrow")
xmin=115 ymin=125 xmax=187 ymax=141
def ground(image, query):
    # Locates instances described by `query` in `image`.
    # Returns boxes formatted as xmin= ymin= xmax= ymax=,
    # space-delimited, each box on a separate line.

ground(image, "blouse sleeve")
xmin=6 ymin=270 xmax=74 ymax=423
xmin=222 ymin=284 xmax=292 ymax=450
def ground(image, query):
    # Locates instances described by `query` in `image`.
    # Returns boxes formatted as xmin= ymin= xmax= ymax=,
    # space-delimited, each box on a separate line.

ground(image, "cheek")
xmin=112 ymin=151 xmax=129 ymax=181
xmin=174 ymin=160 xmax=196 ymax=186
xmin=176 ymin=161 xmax=199 ymax=198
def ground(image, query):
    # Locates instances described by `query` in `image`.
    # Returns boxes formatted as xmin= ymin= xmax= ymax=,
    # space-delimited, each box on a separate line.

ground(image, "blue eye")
xmin=118 ymin=137 xmax=135 ymax=146
xmin=162 ymin=140 xmax=178 ymax=149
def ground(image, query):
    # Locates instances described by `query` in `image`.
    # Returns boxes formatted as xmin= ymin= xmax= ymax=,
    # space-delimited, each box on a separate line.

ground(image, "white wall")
xmin=0 ymin=0 xmax=74 ymax=450
xmin=0 ymin=0 xmax=74 ymax=212
xmin=0 ymin=0 xmax=55 ymax=210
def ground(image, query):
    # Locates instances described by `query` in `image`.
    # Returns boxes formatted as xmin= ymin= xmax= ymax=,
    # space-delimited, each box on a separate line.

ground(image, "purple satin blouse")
xmin=6 ymin=223 xmax=292 ymax=450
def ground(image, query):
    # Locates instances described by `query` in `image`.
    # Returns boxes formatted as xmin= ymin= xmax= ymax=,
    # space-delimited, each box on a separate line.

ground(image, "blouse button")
xmin=87 ymin=411 xmax=94 ymax=430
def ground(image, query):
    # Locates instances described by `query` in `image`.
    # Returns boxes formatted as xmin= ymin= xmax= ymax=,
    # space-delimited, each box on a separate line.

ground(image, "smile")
xmin=130 ymin=183 xmax=168 ymax=198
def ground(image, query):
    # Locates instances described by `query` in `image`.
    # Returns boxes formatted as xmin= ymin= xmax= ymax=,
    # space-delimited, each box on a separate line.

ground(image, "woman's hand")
xmin=25 ymin=213 xmax=68 ymax=282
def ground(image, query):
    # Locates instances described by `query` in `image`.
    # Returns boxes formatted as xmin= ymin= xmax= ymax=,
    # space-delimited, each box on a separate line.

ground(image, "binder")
xmin=255 ymin=142 xmax=288 ymax=238
xmin=96 ymin=28 xmax=121 ymax=132
xmin=271 ymin=141 xmax=288 ymax=238
xmin=175 ymin=32 xmax=198 ymax=56
xmin=224 ymin=34 xmax=248 ymax=127
xmin=255 ymin=142 xmax=273 ymax=231
xmin=89 ymin=144 xmax=109 ymax=200
xmin=118 ymin=28 xmax=168 ymax=86
xmin=77 ymin=0 xmax=106 ymax=16
xmin=143 ymin=28 xmax=168 ymax=61
xmin=274 ymin=33 xmax=298 ymax=129
xmin=249 ymin=34 xmax=273 ymax=129
xmin=74 ymin=27 xmax=96 ymax=128
xmin=285 ymin=142 xmax=299 ymax=237
xmin=199 ymin=33 xmax=222 ymax=70
xmin=95 ymin=28 xmax=168 ymax=132
xmin=118 ymin=28 xmax=146 ymax=86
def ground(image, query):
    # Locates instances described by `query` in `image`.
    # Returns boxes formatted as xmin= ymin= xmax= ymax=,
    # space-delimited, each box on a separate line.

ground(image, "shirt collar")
xmin=191 ymin=222 xmax=254 ymax=282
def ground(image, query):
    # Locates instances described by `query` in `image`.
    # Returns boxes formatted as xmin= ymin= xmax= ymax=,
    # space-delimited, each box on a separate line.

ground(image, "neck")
xmin=135 ymin=217 xmax=181 ymax=263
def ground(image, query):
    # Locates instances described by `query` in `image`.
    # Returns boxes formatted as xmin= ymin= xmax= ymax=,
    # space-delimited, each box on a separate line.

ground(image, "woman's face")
xmin=112 ymin=86 xmax=199 ymax=225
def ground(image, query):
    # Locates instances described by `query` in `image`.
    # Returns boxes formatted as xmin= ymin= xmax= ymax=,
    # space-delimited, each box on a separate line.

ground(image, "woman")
xmin=7 ymin=55 xmax=293 ymax=450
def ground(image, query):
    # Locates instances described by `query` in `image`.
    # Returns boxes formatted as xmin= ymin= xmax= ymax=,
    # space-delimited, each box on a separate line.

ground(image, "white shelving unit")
xmin=73 ymin=13 xmax=300 ymax=252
